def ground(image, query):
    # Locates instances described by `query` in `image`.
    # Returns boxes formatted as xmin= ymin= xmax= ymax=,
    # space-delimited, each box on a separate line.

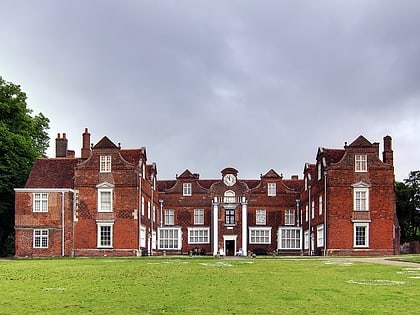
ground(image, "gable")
xmin=348 ymin=135 xmax=372 ymax=148
xmin=93 ymin=136 xmax=118 ymax=149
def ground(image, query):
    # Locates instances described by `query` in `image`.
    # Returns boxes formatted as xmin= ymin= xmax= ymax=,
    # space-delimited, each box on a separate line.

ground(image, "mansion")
xmin=14 ymin=129 xmax=400 ymax=257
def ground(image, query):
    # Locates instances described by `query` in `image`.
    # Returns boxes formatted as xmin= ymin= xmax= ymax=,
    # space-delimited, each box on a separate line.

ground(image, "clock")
xmin=223 ymin=174 xmax=236 ymax=186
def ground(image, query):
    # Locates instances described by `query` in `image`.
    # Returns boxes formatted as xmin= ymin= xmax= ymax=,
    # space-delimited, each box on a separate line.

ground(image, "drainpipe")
xmin=150 ymin=175 xmax=154 ymax=256
xmin=159 ymin=199 xmax=164 ymax=227
xmin=138 ymin=161 xmax=143 ymax=256
xmin=308 ymin=185 xmax=312 ymax=256
xmin=61 ymin=191 xmax=65 ymax=257
xmin=324 ymin=171 xmax=328 ymax=256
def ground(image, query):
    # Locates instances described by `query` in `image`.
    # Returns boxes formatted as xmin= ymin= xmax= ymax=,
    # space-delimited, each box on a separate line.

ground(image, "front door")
xmin=225 ymin=240 xmax=235 ymax=256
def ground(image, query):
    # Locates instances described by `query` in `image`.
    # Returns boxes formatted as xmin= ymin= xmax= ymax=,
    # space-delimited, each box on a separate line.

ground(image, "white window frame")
xmin=304 ymin=230 xmax=309 ymax=250
xmin=311 ymin=200 xmax=315 ymax=219
xmin=97 ymin=221 xmax=114 ymax=248
xmin=33 ymin=229 xmax=48 ymax=248
xmin=183 ymin=183 xmax=192 ymax=196
xmin=256 ymin=209 xmax=266 ymax=225
xmin=355 ymin=154 xmax=367 ymax=172
xmin=97 ymin=182 xmax=114 ymax=212
xmin=318 ymin=195 xmax=323 ymax=216
xmin=164 ymin=209 xmax=174 ymax=225
xmin=353 ymin=222 xmax=369 ymax=248
xmin=33 ymin=193 xmax=48 ymax=212
xmin=278 ymin=227 xmax=301 ymax=250
xmin=140 ymin=226 xmax=146 ymax=248
xmin=352 ymin=182 xmax=370 ymax=211
xmin=224 ymin=190 xmax=236 ymax=203
xmin=317 ymin=162 xmax=322 ymax=180
xmin=158 ymin=227 xmax=181 ymax=250
xmin=249 ymin=227 xmax=271 ymax=244
xmin=285 ymin=209 xmax=295 ymax=226
xmin=317 ymin=224 xmax=324 ymax=247
xmin=188 ymin=227 xmax=210 ymax=244
xmin=268 ymin=183 xmax=276 ymax=196
xmin=305 ymin=205 xmax=309 ymax=222
xmin=100 ymin=156 xmax=112 ymax=173
xmin=194 ymin=209 xmax=204 ymax=225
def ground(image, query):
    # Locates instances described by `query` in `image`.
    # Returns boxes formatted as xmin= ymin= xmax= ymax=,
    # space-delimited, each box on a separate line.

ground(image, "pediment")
xmin=96 ymin=181 xmax=115 ymax=189
xmin=93 ymin=136 xmax=118 ymax=149
xmin=261 ymin=169 xmax=282 ymax=179
xmin=348 ymin=136 xmax=372 ymax=148
xmin=351 ymin=181 xmax=371 ymax=188
xmin=177 ymin=169 xmax=199 ymax=179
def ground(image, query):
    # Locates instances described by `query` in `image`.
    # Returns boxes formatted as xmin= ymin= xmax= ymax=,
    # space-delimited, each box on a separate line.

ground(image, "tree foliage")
xmin=0 ymin=76 xmax=50 ymax=255
xmin=396 ymin=171 xmax=420 ymax=242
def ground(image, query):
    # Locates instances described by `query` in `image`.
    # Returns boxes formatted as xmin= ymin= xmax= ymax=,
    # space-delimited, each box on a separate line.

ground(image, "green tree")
xmin=396 ymin=171 xmax=420 ymax=242
xmin=0 ymin=76 xmax=50 ymax=256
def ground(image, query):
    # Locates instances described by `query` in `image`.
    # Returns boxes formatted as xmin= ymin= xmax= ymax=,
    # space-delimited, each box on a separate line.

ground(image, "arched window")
xmin=224 ymin=190 xmax=235 ymax=203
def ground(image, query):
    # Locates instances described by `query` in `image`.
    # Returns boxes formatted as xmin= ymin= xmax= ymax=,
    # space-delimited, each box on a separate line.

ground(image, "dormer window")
xmin=268 ymin=183 xmax=276 ymax=196
xmin=183 ymin=183 xmax=192 ymax=196
xmin=100 ymin=156 xmax=111 ymax=173
xmin=355 ymin=155 xmax=367 ymax=172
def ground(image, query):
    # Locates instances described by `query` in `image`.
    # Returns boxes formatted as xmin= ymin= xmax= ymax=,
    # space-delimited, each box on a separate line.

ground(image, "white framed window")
xmin=224 ymin=190 xmax=235 ymax=203
xmin=304 ymin=177 xmax=308 ymax=191
xmin=354 ymin=223 xmax=369 ymax=247
xmin=318 ymin=162 xmax=322 ymax=180
xmin=141 ymin=197 xmax=145 ymax=216
xmin=305 ymin=205 xmax=309 ymax=222
xmin=355 ymin=154 xmax=367 ymax=172
xmin=33 ymin=193 xmax=48 ymax=212
xmin=183 ymin=183 xmax=192 ymax=196
xmin=225 ymin=209 xmax=235 ymax=225
xmin=97 ymin=221 xmax=114 ymax=248
xmin=158 ymin=227 xmax=181 ymax=250
xmin=268 ymin=183 xmax=276 ymax=196
xmin=140 ymin=226 xmax=146 ymax=248
xmin=97 ymin=182 xmax=114 ymax=212
xmin=353 ymin=184 xmax=370 ymax=211
xmin=318 ymin=195 xmax=323 ymax=216
xmin=33 ymin=229 xmax=48 ymax=248
xmin=256 ymin=209 xmax=266 ymax=225
xmin=188 ymin=227 xmax=210 ymax=244
xmin=285 ymin=209 xmax=295 ymax=225
xmin=278 ymin=227 xmax=301 ymax=249
xmin=249 ymin=227 xmax=271 ymax=244
xmin=317 ymin=224 xmax=324 ymax=247
xmin=147 ymin=201 xmax=151 ymax=219
xmin=304 ymin=230 xmax=309 ymax=250
xmin=165 ymin=209 xmax=174 ymax=225
xmin=100 ymin=156 xmax=112 ymax=173
xmin=194 ymin=209 xmax=204 ymax=225
xmin=311 ymin=201 xmax=315 ymax=219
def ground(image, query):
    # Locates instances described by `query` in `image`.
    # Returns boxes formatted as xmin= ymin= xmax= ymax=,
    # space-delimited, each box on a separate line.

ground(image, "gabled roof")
xmin=261 ymin=169 xmax=282 ymax=179
xmin=348 ymin=135 xmax=372 ymax=148
xmin=93 ymin=136 xmax=118 ymax=149
xmin=25 ymin=158 xmax=79 ymax=189
xmin=320 ymin=148 xmax=345 ymax=165
xmin=176 ymin=169 xmax=200 ymax=180
xmin=120 ymin=148 xmax=145 ymax=165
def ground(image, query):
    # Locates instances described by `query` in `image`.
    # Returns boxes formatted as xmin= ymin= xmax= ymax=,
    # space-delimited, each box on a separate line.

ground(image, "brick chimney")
xmin=383 ymin=135 xmax=393 ymax=166
xmin=55 ymin=133 xmax=68 ymax=158
xmin=81 ymin=128 xmax=91 ymax=158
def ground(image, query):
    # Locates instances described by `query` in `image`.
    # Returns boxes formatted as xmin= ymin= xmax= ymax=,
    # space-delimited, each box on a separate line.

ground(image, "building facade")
xmin=14 ymin=129 xmax=400 ymax=257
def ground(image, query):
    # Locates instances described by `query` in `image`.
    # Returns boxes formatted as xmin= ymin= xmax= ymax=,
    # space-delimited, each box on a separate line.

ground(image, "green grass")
xmin=0 ymin=257 xmax=419 ymax=314
xmin=389 ymin=255 xmax=420 ymax=264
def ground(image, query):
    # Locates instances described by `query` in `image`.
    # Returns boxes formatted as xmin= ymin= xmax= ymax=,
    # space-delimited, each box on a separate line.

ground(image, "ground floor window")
xmin=278 ymin=227 xmax=301 ymax=249
xmin=317 ymin=224 xmax=324 ymax=247
xmin=304 ymin=230 xmax=309 ymax=250
xmin=33 ymin=229 xmax=48 ymax=248
xmin=249 ymin=227 xmax=271 ymax=244
xmin=97 ymin=221 xmax=114 ymax=248
xmin=188 ymin=227 xmax=210 ymax=244
xmin=354 ymin=222 xmax=369 ymax=247
xmin=140 ymin=226 xmax=146 ymax=248
xmin=158 ymin=227 xmax=181 ymax=250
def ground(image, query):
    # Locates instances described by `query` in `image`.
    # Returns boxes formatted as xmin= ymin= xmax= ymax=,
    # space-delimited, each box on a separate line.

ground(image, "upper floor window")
xmin=183 ymin=183 xmax=192 ymax=196
xmin=268 ymin=183 xmax=276 ymax=196
xmin=305 ymin=205 xmax=309 ymax=222
xmin=33 ymin=229 xmax=48 ymax=248
xmin=97 ymin=182 xmax=114 ymax=212
xmin=225 ymin=209 xmax=235 ymax=225
xmin=311 ymin=200 xmax=315 ymax=219
xmin=256 ymin=209 xmax=266 ymax=225
xmin=317 ymin=162 xmax=322 ymax=180
xmin=304 ymin=177 xmax=308 ymax=191
xmin=165 ymin=209 xmax=174 ymax=225
xmin=355 ymin=155 xmax=367 ymax=172
xmin=100 ymin=156 xmax=112 ymax=173
xmin=224 ymin=190 xmax=236 ymax=203
xmin=354 ymin=189 xmax=369 ymax=211
xmin=194 ymin=209 xmax=204 ymax=225
xmin=318 ymin=195 xmax=323 ymax=216
xmin=33 ymin=193 xmax=48 ymax=212
xmin=285 ymin=209 xmax=295 ymax=225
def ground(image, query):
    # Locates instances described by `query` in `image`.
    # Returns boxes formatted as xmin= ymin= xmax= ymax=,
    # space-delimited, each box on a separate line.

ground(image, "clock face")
xmin=223 ymin=174 xmax=236 ymax=186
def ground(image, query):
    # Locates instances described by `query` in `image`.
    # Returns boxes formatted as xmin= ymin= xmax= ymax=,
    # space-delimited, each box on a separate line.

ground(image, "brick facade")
xmin=14 ymin=130 xmax=400 ymax=257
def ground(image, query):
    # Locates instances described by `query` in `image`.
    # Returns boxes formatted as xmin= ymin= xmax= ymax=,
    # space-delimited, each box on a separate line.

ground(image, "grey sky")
xmin=1 ymin=0 xmax=419 ymax=181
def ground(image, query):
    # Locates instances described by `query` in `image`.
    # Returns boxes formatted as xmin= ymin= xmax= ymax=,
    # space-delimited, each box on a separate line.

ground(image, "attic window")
xmin=183 ymin=183 xmax=192 ymax=196
xmin=268 ymin=183 xmax=276 ymax=196
xmin=100 ymin=156 xmax=111 ymax=173
xmin=33 ymin=193 xmax=48 ymax=212
xmin=355 ymin=155 xmax=367 ymax=172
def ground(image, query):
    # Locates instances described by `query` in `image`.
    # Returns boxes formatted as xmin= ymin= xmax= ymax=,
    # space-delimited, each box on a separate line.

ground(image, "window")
xmin=225 ymin=209 xmax=235 ymax=225
xmin=311 ymin=201 xmax=315 ymax=219
xmin=285 ymin=209 xmax=295 ymax=225
xmin=100 ymin=156 xmax=111 ymax=173
xmin=188 ymin=228 xmax=210 ymax=244
xmin=33 ymin=193 xmax=48 ymax=212
xmin=317 ymin=225 xmax=324 ymax=247
xmin=319 ymin=195 xmax=323 ymax=216
xmin=354 ymin=188 xmax=369 ymax=211
xmin=318 ymin=162 xmax=322 ymax=180
xmin=97 ymin=222 xmax=114 ymax=248
xmin=304 ymin=177 xmax=308 ymax=191
xmin=97 ymin=182 xmax=114 ymax=212
xmin=194 ymin=209 xmax=204 ymax=225
xmin=249 ymin=228 xmax=271 ymax=244
xmin=304 ymin=230 xmax=309 ymax=249
xmin=33 ymin=229 xmax=48 ymax=248
xmin=183 ymin=183 xmax=192 ymax=196
xmin=140 ymin=226 xmax=146 ymax=247
xmin=354 ymin=223 xmax=369 ymax=247
xmin=305 ymin=205 xmax=309 ymax=222
xmin=278 ymin=228 xmax=301 ymax=249
xmin=256 ymin=209 xmax=266 ymax=225
xmin=224 ymin=190 xmax=235 ymax=203
xmin=268 ymin=183 xmax=276 ymax=196
xmin=141 ymin=197 xmax=145 ymax=216
xmin=164 ymin=210 xmax=174 ymax=225
xmin=355 ymin=154 xmax=367 ymax=172
xmin=158 ymin=228 xmax=181 ymax=250
xmin=147 ymin=201 xmax=151 ymax=219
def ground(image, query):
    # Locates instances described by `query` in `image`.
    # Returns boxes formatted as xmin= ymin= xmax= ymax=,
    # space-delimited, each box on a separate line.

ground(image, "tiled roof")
xmin=25 ymin=158 xmax=79 ymax=189
xmin=120 ymin=149 xmax=143 ymax=165
xmin=322 ymin=148 xmax=345 ymax=165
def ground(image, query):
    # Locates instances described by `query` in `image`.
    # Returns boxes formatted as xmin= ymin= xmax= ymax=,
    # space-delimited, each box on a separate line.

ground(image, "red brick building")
xmin=14 ymin=129 xmax=400 ymax=257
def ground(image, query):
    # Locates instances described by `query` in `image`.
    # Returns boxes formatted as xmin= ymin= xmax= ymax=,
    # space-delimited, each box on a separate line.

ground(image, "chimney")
xmin=55 ymin=133 xmax=68 ymax=158
xmin=81 ymin=128 xmax=91 ymax=158
xmin=291 ymin=175 xmax=299 ymax=180
xmin=382 ymin=135 xmax=393 ymax=165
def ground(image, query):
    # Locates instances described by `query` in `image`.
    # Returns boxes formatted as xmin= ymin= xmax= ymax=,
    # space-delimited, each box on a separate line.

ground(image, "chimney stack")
xmin=81 ymin=128 xmax=91 ymax=158
xmin=55 ymin=133 xmax=68 ymax=158
xmin=382 ymin=135 xmax=393 ymax=166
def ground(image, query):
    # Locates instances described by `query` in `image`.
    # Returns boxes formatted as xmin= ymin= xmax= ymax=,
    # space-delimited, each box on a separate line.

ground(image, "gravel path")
xmin=331 ymin=256 xmax=420 ymax=267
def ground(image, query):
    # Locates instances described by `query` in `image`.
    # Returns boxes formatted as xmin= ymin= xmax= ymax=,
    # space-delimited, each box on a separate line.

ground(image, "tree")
xmin=0 ymin=76 xmax=50 ymax=255
xmin=396 ymin=171 xmax=420 ymax=242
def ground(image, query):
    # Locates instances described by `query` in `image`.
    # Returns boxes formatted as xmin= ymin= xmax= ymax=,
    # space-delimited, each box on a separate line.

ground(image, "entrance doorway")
xmin=225 ymin=240 xmax=235 ymax=256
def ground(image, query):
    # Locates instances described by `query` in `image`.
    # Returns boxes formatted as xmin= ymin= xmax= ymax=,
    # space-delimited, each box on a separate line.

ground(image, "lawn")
xmin=0 ymin=256 xmax=419 ymax=314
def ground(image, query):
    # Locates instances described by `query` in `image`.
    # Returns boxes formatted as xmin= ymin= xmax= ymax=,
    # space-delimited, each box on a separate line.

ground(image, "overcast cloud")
xmin=1 ymin=0 xmax=419 ymax=181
